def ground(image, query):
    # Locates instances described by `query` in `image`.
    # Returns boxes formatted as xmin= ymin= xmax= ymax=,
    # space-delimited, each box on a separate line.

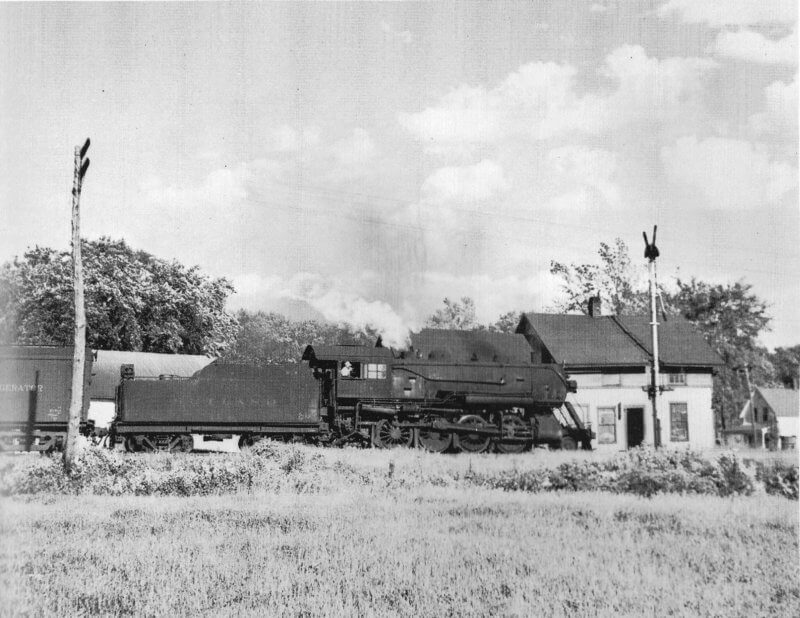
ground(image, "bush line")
xmin=0 ymin=445 xmax=796 ymax=500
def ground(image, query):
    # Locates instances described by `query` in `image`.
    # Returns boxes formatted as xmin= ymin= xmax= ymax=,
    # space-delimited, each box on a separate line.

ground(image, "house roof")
xmin=519 ymin=314 xmax=650 ymax=367
xmin=90 ymin=350 xmax=214 ymax=399
xmin=518 ymin=313 xmax=723 ymax=368
xmin=406 ymin=329 xmax=532 ymax=364
xmin=614 ymin=315 xmax=724 ymax=367
xmin=757 ymin=387 xmax=799 ymax=418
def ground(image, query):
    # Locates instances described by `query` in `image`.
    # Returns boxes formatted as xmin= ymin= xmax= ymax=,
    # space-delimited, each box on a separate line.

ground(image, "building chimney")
xmin=588 ymin=295 xmax=602 ymax=317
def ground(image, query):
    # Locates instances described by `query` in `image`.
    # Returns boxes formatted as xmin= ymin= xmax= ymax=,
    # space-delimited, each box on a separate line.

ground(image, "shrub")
xmin=0 ymin=445 xmax=796 ymax=500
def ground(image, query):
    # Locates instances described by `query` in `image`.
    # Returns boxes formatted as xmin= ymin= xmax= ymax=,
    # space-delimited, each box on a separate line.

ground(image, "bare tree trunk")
xmin=64 ymin=144 xmax=88 ymax=472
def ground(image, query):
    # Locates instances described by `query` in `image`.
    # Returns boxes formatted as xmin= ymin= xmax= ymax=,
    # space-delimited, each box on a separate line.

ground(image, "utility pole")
xmin=741 ymin=364 xmax=757 ymax=449
xmin=643 ymin=226 xmax=661 ymax=449
xmin=63 ymin=138 xmax=90 ymax=472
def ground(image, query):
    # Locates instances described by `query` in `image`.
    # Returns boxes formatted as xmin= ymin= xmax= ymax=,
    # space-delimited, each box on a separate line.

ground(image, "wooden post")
xmin=742 ymin=364 xmax=757 ymax=449
xmin=63 ymin=139 xmax=90 ymax=471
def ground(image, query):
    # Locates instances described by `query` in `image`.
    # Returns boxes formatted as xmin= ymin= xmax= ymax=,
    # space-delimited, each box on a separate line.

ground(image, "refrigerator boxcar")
xmin=0 ymin=346 xmax=93 ymax=452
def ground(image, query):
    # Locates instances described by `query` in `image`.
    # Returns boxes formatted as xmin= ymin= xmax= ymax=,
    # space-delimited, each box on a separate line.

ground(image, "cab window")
xmin=365 ymin=363 xmax=387 ymax=379
xmin=340 ymin=361 xmax=361 ymax=378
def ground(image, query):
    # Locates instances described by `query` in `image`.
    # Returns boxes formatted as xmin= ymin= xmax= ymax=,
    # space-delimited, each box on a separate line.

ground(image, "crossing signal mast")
xmin=643 ymin=225 xmax=663 ymax=449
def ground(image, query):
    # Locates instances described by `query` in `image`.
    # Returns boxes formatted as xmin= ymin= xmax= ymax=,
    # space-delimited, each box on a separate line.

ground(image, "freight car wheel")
xmin=560 ymin=436 xmax=578 ymax=450
xmin=455 ymin=415 xmax=491 ymax=454
xmin=124 ymin=436 xmax=142 ymax=453
xmin=417 ymin=415 xmax=452 ymax=453
xmin=238 ymin=435 xmax=256 ymax=451
xmin=169 ymin=434 xmax=193 ymax=453
xmin=494 ymin=414 xmax=532 ymax=454
xmin=372 ymin=419 xmax=413 ymax=449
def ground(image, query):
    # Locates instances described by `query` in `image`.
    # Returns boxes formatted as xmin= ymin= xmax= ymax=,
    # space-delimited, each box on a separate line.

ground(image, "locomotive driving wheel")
xmin=372 ymin=419 xmax=414 ymax=449
xmin=494 ymin=414 xmax=532 ymax=454
xmin=417 ymin=415 xmax=452 ymax=453
xmin=455 ymin=415 xmax=491 ymax=454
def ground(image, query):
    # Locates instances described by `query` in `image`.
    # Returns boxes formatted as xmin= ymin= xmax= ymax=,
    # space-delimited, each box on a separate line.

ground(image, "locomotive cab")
xmin=302 ymin=345 xmax=394 ymax=404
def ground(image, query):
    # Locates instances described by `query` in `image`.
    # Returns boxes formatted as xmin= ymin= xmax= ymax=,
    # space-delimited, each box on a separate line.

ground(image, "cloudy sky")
xmin=1 ymin=1 xmax=797 ymax=347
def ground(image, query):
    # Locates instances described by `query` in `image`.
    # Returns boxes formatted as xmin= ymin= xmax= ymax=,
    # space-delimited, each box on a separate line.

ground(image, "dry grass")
xmin=0 ymin=443 xmax=798 ymax=617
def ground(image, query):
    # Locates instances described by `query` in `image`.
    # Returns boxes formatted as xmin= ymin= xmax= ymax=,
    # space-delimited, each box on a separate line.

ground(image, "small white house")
xmin=517 ymin=304 xmax=723 ymax=451
xmin=731 ymin=387 xmax=799 ymax=450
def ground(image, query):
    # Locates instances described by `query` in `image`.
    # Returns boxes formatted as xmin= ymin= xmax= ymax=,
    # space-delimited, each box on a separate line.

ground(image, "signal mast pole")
xmin=643 ymin=226 xmax=661 ymax=449
xmin=63 ymin=139 xmax=90 ymax=472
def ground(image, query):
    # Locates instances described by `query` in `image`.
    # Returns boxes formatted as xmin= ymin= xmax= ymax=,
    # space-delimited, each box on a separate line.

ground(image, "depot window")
xmin=597 ymin=407 xmax=616 ymax=444
xmin=365 ymin=363 xmax=387 ymax=379
xmin=668 ymin=372 xmax=687 ymax=386
xmin=670 ymin=403 xmax=689 ymax=442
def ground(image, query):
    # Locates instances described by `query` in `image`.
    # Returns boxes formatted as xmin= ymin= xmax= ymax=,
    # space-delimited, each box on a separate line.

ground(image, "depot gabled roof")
xmin=517 ymin=313 xmax=722 ymax=369
xmin=614 ymin=315 xmax=724 ymax=367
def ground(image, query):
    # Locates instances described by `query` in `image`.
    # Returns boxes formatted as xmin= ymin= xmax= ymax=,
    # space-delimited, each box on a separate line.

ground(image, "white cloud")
xmin=546 ymin=146 xmax=619 ymax=206
xmin=711 ymin=28 xmax=797 ymax=65
xmin=658 ymin=0 xmax=797 ymax=27
xmin=329 ymin=128 xmax=377 ymax=178
xmin=421 ymin=160 xmax=509 ymax=204
xmin=749 ymin=75 xmax=799 ymax=134
xmin=661 ymin=136 xmax=797 ymax=209
xmin=265 ymin=125 xmax=322 ymax=153
xmin=421 ymin=271 xmax=562 ymax=323
xmin=380 ymin=20 xmax=413 ymax=44
xmin=144 ymin=164 xmax=250 ymax=210
xmin=399 ymin=46 xmax=716 ymax=153
xmin=600 ymin=46 xmax=716 ymax=129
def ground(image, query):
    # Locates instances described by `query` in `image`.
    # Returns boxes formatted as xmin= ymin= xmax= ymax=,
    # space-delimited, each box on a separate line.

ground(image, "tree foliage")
xmin=0 ymin=238 xmax=237 ymax=355
xmin=425 ymin=297 xmax=481 ymax=330
xmin=550 ymin=238 xmax=649 ymax=315
xmin=668 ymin=277 xmax=775 ymax=429
xmin=490 ymin=310 xmax=523 ymax=334
xmin=224 ymin=310 xmax=373 ymax=365
xmin=769 ymin=346 xmax=800 ymax=389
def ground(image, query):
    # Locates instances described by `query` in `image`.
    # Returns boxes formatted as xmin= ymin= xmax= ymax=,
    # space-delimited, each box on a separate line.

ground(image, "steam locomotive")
xmin=112 ymin=329 xmax=593 ymax=454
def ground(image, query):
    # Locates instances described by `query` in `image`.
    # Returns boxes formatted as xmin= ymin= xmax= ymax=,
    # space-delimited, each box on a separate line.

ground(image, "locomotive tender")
xmin=114 ymin=329 xmax=592 ymax=454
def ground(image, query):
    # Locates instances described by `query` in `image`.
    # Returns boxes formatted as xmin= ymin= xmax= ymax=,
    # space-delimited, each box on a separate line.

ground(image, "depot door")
xmin=626 ymin=407 xmax=644 ymax=448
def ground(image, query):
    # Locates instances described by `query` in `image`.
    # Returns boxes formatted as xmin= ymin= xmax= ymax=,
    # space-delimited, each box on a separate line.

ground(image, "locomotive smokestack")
xmin=588 ymin=296 xmax=602 ymax=317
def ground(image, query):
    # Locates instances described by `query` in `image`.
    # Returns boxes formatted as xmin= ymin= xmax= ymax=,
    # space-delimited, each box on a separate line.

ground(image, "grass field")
xmin=0 ymin=444 xmax=798 ymax=617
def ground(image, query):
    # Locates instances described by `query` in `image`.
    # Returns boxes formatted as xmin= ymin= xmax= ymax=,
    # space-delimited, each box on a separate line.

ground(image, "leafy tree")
xmin=669 ymin=278 xmax=774 ymax=429
xmin=490 ymin=310 xmax=523 ymax=334
xmin=224 ymin=310 xmax=373 ymax=364
xmin=425 ymin=297 xmax=481 ymax=330
xmin=0 ymin=238 xmax=237 ymax=355
xmin=550 ymin=238 xmax=649 ymax=315
xmin=769 ymin=346 xmax=800 ymax=389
